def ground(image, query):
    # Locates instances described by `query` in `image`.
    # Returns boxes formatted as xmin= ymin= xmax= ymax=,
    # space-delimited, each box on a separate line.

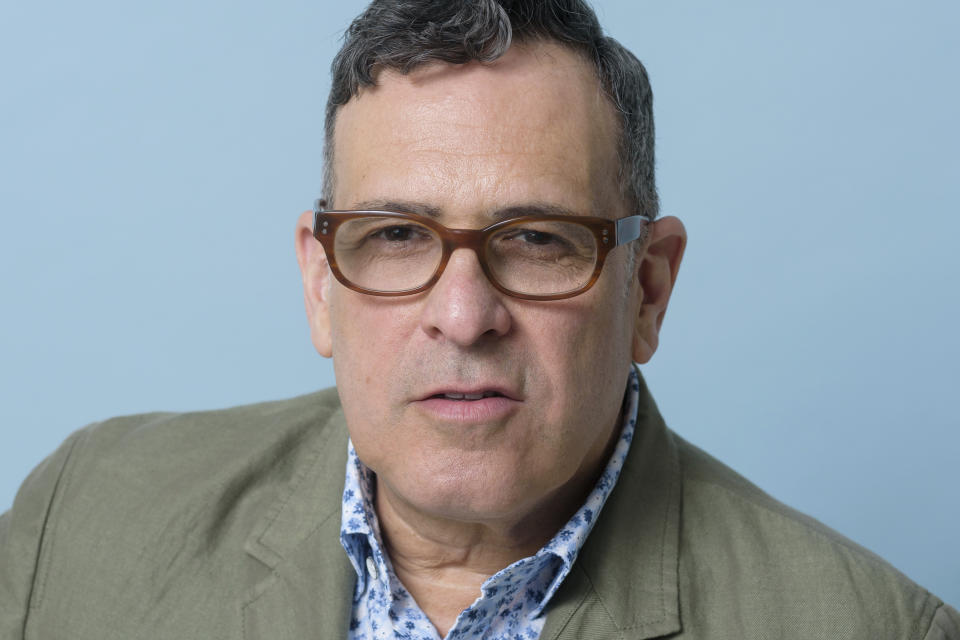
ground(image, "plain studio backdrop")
xmin=1 ymin=0 xmax=957 ymax=606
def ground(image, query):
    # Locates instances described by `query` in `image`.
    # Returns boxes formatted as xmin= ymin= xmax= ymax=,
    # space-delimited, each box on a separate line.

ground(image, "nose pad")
xmin=419 ymin=248 xmax=512 ymax=346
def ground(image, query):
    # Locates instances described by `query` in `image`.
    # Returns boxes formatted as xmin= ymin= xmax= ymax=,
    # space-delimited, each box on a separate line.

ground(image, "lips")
xmin=415 ymin=386 xmax=522 ymax=423
xmin=419 ymin=386 xmax=520 ymax=402
xmin=431 ymin=391 xmax=505 ymax=401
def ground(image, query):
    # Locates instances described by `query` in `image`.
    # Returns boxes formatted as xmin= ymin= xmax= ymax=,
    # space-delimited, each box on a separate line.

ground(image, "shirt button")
xmin=365 ymin=555 xmax=379 ymax=582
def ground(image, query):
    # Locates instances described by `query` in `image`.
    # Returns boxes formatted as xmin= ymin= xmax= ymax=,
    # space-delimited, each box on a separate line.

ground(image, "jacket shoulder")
xmin=54 ymin=386 xmax=347 ymax=535
xmin=51 ymin=388 xmax=346 ymax=506
xmin=1 ymin=388 xmax=348 ymax=639
xmin=80 ymin=386 xmax=344 ymax=456
xmin=674 ymin=434 xmax=948 ymax=639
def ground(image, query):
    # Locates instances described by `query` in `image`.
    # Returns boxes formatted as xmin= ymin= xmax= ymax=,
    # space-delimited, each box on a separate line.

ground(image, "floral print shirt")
xmin=340 ymin=367 xmax=641 ymax=640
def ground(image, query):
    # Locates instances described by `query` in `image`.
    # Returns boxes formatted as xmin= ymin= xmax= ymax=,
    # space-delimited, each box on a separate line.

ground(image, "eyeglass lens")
xmin=333 ymin=216 xmax=600 ymax=296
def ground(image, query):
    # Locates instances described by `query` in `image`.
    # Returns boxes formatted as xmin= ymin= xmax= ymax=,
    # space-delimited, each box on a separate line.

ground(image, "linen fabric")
xmin=0 ymin=373 xmax=956 ymax=639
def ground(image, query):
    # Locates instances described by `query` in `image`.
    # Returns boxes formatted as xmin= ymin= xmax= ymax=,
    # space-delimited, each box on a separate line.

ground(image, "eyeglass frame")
xmin=312 ymin=199 xmax=648 ymax=301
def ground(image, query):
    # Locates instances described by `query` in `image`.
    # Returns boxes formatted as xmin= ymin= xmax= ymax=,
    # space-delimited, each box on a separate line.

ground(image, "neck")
xmin=373 ymin=483 xmax=564 ymax=637
xmin=376 ymin=478 xmax=572 ymax=576
xmin=373 ymin=410 xmax=623 ymax=637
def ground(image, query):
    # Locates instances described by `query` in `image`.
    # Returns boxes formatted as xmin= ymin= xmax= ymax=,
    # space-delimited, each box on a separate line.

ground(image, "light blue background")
xmin=1 ymin=0 xmax=957 ymax=606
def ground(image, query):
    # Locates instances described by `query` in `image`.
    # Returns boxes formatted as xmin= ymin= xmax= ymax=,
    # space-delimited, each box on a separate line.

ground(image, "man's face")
xmin=303 ymin=43 xmax=649 ymax=528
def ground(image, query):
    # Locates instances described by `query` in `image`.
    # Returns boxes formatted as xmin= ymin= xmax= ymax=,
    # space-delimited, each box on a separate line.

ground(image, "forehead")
xmin=331 ymin=42 xmax=624 ymax=217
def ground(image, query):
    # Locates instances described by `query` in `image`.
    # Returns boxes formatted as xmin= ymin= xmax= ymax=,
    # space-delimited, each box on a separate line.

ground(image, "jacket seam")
xmin=240 ymin=508 xmax=341 ymax=638
xmin=579 ymin=429 xmax=681 ymax=635
xmin=26 ymin=427 xmax=92 ymax=613
xmin=915 ymin=598 xmax=948 ymax=640
xmin=252 ymin=419 xmax=340 ymax=556
xmin=542 ymin=565 xmax=598 ymax=640
xmin=577 ymin=566 xmax=622 ymax=636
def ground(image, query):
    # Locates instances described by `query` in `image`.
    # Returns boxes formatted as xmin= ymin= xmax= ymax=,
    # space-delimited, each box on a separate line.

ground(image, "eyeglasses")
xmin=312 ymin=200 xmax=648 ymax=301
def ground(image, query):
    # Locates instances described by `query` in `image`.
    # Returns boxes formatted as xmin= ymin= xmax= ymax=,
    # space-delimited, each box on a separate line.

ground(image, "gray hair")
xmin=323 ymin=0 xmax=658 ymax=222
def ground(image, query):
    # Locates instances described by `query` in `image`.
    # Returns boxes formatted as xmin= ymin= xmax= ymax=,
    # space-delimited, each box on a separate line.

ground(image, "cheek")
xmin=530 ymin=295 xmax=631 ymax=365
xmin=329 ymin=291 xmax=416 ymax=364
xmin=328 ymin=295 xmax=399 ymax=418
xmin=525 ymin=293 xmax=633 ymax=416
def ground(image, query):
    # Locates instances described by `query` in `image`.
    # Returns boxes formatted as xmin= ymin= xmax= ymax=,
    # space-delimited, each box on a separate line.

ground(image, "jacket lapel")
xmin=541 ymin=371 xmax=683 ymax=639
xmin=240 ymin=404 xmax=357 ymax=640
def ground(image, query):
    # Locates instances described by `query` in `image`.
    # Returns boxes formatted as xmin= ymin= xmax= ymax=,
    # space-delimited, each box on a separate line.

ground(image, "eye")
xmin=500 ymin=228 xmax=567 ymax=247
xmin=497 ymin=227 xmax=575 ymax=254
xmin=518 ymin=230 xmax=560 ymax=246
xmin=368 ymin=224 xmax=432 ymax=244
xmin=377 ymin=226 xmax=414 ymax=241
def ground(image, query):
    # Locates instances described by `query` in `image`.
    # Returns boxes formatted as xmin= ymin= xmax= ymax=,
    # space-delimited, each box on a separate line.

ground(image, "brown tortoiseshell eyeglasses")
xmin=312 ymin=200 xmax=648 ymax=301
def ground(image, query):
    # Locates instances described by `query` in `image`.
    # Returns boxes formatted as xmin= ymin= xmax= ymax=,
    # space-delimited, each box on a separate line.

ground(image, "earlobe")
xmin=631 ymin=216 xmax=687 ymax=364
xmin=295 ymin=210 xmax=334 ymax=358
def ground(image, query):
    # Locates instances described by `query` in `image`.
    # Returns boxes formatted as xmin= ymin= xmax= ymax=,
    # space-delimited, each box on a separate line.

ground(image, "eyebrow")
xmin=351 ymin=200 xmax=443 ymax=218
xmin=349 ymin=199 xmax=585 ymax=220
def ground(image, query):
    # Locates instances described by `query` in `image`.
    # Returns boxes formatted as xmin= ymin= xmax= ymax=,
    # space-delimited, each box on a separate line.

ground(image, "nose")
xmin=419 ymin=248 xmax=512 ymax=346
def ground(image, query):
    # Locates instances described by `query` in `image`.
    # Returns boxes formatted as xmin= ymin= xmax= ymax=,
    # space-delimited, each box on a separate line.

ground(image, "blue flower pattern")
xmin=340 ymin=368 xmax=641 ymax=640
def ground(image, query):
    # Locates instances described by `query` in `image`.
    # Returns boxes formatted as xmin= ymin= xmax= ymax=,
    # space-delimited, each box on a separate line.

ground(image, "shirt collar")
xmin=338 ymin=366 xmax=641 ymax=614
xmin=339 ymin=442 xmax=381 ymax=601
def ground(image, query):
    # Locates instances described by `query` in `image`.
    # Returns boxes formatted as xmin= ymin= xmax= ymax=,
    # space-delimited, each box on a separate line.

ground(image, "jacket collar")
xmin=540 ymin=370 xmax=682 ymax=639
xmin=241 ymin=402 xmax=356 ymax=640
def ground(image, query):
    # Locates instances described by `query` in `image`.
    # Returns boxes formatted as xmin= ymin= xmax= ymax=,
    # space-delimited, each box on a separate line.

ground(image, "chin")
xmin=392 ymin=468 xmax=538 ymax=523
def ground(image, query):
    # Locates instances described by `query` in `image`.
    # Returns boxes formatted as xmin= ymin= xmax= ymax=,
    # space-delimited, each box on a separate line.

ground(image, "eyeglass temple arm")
xmin=615 ymin=215 xmax=647 ymax=246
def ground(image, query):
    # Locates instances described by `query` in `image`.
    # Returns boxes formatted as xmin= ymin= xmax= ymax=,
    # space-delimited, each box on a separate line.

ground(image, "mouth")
xmin=419 ymin=384 xmax=520 ymax=402
xmin=415 ymin=387 xmax=521 ymax=423
xmin=428 ymin=391 xmax=507 ymax=401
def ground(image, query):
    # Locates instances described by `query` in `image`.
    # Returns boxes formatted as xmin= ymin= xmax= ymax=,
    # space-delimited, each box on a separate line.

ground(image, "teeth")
xmin=440 ymin=392 xmax=500 ymax=400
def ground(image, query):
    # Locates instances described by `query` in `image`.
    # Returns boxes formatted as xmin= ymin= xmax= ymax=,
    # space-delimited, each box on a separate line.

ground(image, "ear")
xmin=295 ymin=210 xmax=333 ymax=358
xmin=632 ymin=216 xmax=687 ymax=364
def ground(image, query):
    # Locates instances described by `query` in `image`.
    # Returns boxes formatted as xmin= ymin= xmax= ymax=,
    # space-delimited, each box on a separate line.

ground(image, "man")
xmin=1 ymin=0 xmax=956 ymax=638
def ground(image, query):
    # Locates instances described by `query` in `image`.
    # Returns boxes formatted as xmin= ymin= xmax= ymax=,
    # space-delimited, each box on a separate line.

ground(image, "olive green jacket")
xmin=1 ymin=380 xmax=957 ymax=639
